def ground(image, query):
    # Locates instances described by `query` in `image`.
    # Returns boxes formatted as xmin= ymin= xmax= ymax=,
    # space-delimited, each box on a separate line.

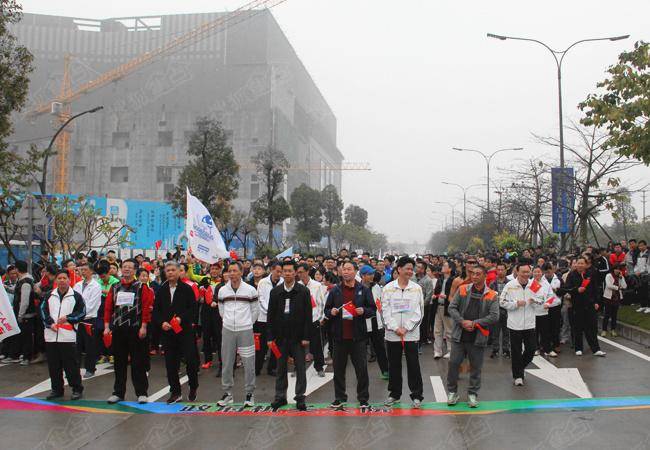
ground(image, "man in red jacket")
xmin=103 ymin=259 xmax=154 ymax=404
xmin=609 ymin=243 xmax=627 ymax=276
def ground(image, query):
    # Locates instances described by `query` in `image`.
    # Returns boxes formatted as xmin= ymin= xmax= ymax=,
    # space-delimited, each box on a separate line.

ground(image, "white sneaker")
xmin=534 ymin=350 xmax=540 ymax=356
xmin=644 ymin=308 xmax=650 ymax=314
xmin=447 ymin=392 xmax=459 ymax=406
xmin=467 ymin=394 xmax=479 ymax=408
xmin=548 ymin=351 xmax=558 ymax=357
xmin=412 ymin=398 xmax=422 ymax=409
xmin=107 ymin=395 xmax=123 ymax=404
xmin=137 ymin=396 xmax=148 ymax=404
xmin=636 ymin=307 xmax=646 ymax=313
xmin=514 ymin=378 xmax=524 ymax=386
xmin=384 ymin=396 xmax=399 ymax=407
xmin=217 ymin=393 xmax=234 ymax=406
xmin=433 ymin=352 xmax=442 ymax=359
xmin=575 ymin=351 xmax=583 ymax=356
xmin=244 ymin=393 xmax=255 ymax=407
xmin=594 ymin=350 xmax=606 ymax=357
xmin=443 ymin=352 xmax=450 ymax=359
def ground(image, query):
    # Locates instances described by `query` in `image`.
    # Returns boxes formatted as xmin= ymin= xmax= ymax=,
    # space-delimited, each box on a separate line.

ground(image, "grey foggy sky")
xmin=21 ymin=0 xmax=650 ymax=243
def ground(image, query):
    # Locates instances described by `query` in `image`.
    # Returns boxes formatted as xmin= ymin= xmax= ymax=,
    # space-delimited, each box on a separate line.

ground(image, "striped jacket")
xmin=217 ymin=280 xmax=259 ymax=332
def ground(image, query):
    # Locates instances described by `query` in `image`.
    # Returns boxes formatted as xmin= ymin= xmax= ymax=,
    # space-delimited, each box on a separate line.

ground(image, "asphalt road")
xmin=1 ymin=335 xmax=649 ymax=450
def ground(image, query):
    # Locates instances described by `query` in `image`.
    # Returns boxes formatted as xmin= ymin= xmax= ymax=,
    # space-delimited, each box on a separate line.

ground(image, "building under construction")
xmin=10 ymin=9 xmax=343 ymax=214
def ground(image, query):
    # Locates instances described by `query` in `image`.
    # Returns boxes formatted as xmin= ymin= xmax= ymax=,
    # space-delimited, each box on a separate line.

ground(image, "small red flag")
xmin=545 ymin=296 xmax=556 ymax=306
xmin=530 ymin=279 xmax=542 ymax=293
xmin=84 ymin=323 xmax=93 ymax=336
xmin=401 ymin=336 xmax=405 ymax=350
xmin=229 ymin=250 xmax=238 ymax=260
xmin=269 ymin=340 xmax=282 ymax=359
xmin=375 ymin=299 xmax=382 ymax=312
xmin=103 ymin=332 xmax=113 ymax=348
xmin=254 ymin=333 xmax=261 ymax=351
xmin=170 ymin=316 xmax=182 ymax=334
xmin=311 ymin=295 xmax=317 ymax=308
xmin=580 ymin=278 xmax=591 ymax=289
xmin=155 ymin=240 xmax=162 ymax=250
xmin=58 ymin=323 xmax=74 ymax=331
xmin=342 ymin=302 xmax=357 ymax=317
xmin=475 ymin=323 xmax=490 ymax=337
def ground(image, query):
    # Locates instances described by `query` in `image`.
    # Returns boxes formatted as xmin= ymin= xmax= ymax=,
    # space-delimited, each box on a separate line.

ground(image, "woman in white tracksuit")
xmin=40 ymin=270 xmax=86 ymax=400
xmin=531 ymin=267 xmax=560 ymax=357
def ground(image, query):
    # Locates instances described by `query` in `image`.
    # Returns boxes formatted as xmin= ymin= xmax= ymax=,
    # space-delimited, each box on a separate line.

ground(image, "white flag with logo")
xmin=186 ymin=188 xmax=230 ymax=263
xmin=0 ymin=281 xmax=20 ymax=342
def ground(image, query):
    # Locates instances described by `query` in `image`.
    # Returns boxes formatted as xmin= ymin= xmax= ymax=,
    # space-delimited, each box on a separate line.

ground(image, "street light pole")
xmin=433 ymin=201 xmax=461 ymax=229
xmin=487 ymin=33 xmax=628 ymax=249
xmin=452 ymin=147 xmax=523 ymax=214
xmin=39 ymin=106 xmax=104 ymax=196
xmin=442 ymin=182 xmax=485 ymax=226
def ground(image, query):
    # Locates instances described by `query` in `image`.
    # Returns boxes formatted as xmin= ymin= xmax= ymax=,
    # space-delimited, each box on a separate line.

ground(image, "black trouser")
xmin=309 ymin=321 xmax=325 ymax=372
xmin=602 ymin=303 xmax=619 ymax=331
xmin=491 ymin=307 xmax=510 ymax=353
xmin=573 ymin=307 xmax=600 ymax=353
xmin=419 ymin=304 xmax=432 ymax=344
xmin=639 ymin=277 xmax=649 ymax=308
xmin=386 ymin=340 xmax=423 ymax=400
xmin=368 ymin=328 xmax=389 ymax=373
xmin=509 ymin=328 xmax=536 ymax=379
xmin=548 ymin=304 xmax=562 ymax=348
xmin=33 ymin=315 xmax=45 ymax=356
xmin=535 ymin=315 xmax=552 ymax=354
xmin=46 ymin=342 xmax=83 ymax=395
xmin=162 ymin=331 xmax=199 ymax=395
xmin=332 ymin=339 xmax=369 ymax=403
xmin=202 ymin=308 xmax=222 ymax=364
xmin=76 ymin=322 xmax=98 ymax=373
xmin=253 ymin=321 xmax=277 ymax=374
xmin=275 ymin=339 xmax=307 ymax=402
xmin=15 ymin=317 xmax=35 ymax=360
xmin=112 ymin=326 xmax=148 ymax=398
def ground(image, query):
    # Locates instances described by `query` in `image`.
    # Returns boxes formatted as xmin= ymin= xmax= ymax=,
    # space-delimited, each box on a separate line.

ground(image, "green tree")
xmin=290 ymin=183 xmax=322 ymax=249
xmin=170 ymin=117 xmax=239 ymax=226
xmin=580 ymin=41 xmax=650 ymax=164
xmin=0 ymin=1 xmax=36 ymax=261
xmin=250 ymin=146 xmax=291 ymax=246
xmin=321 ymin=184 xmax=343 ymax=255
xmin=344 ymin=204 xmax=368 ymax=227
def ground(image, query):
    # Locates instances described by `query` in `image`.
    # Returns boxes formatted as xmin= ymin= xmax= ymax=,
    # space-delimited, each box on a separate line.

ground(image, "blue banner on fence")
xmin=551 ymin=167 xmax=575 ymax=234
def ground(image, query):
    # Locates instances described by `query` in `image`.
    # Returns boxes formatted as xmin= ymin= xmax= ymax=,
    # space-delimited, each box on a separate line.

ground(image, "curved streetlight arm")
xmin=39 ymin=106 xmax=104 ymax=195
xmin=486 ymin=147 xmax=524 ymax=163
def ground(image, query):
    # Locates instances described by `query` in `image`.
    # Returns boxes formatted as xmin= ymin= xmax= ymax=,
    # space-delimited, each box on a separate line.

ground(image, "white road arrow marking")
xmin=287 ymin=363 xmax=334 ymax=398
xmin=15 ymin=363 xmax=114 ymax=398
xmin=430 ymin=376 xmax=448 ymax=403
xmin=598 ymin=336 xmax=650 ymax=363
xmin=148 ymin=375 xmax=189 ymax=402
xmin=525 ymin=356 xmax=592 ymax=399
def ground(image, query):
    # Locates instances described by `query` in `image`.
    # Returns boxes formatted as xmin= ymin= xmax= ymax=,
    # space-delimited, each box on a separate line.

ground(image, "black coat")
xmin=152 ymin=280 xmax=198 ymax=335
xmin=324 ymin=281 xmax=375 ymax=342
xmin=266 ymin=282 xmax=312 ymax=343
xmin=434 ymin=275 xmax=455 ymax=316
xmin=560 ymin=270 xmax=597 ymax=309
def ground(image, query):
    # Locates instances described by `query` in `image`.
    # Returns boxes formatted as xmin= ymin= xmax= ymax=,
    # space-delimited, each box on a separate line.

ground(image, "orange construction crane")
xmin=27 ymin=0 xmax=288 ymax=193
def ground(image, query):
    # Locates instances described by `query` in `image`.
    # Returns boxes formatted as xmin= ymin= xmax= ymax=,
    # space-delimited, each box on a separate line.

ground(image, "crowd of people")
xmin=0 ymin=238 xmax=648 ymax=409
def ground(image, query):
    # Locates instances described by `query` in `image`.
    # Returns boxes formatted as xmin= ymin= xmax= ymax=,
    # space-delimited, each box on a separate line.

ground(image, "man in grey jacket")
xmin=446 ymin=265 xmax=499 ymax=408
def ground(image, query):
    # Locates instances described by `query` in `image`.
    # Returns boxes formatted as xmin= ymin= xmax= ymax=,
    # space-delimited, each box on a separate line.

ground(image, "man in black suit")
xmin=267 ymin=260 xmax=312 ymax=411
xmin=153 ymin=261 xmax=199 ymax=404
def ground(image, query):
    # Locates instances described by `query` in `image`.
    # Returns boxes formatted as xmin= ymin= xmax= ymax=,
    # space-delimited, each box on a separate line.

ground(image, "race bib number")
xmin=392 ymin=298 xmax=410 ymax=313
xmin=284 ymin=299 xmax=291 ymax=314
xmin=116 ymin=292 xmax=135 ymax=307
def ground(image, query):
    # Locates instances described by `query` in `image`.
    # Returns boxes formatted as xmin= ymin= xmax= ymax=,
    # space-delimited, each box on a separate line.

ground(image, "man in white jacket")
xmin=217 ymin=261 xmax=259 ymax=407
xmin=297 ymin=263 xmax=326 ymax=377
xmin=381 ymin=256 xmax=424 ymax=408
xmin=500 ymin=263 xmax=539 ymax=386
xmin=40 ymin=270 xmax=86 ymax=400
xmin=74 ymin=261 xmax=102 ymax=377
xmin=255 ymin=262 xmax=282 ymax=375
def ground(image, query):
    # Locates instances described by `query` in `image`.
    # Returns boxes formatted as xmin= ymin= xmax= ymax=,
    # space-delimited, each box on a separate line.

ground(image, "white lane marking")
xmin=15 ymin=363 xmax=114 ymax=398
xmin=286 ymin=363 xmax=333 ymax=398
xmin=598 ymin=336 xmax=650 ymax=363
xmin=430 ymin=376 xmax=448 ymax=403
xmin=526 ymin=356 xmax=592 ymax=399
xmin=147 ymin=375 xmax=189 ymax=402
